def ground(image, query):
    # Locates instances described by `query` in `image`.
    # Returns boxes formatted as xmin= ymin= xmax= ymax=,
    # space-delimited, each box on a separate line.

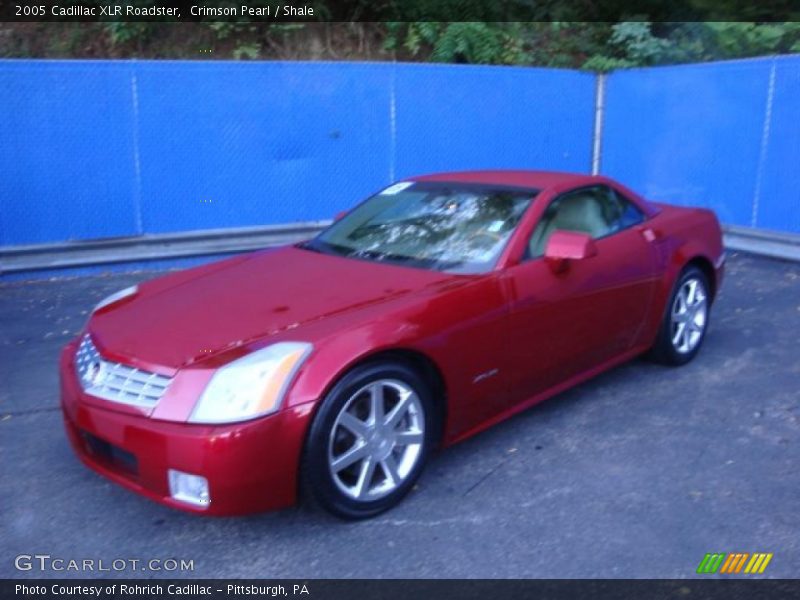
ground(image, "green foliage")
xmin=702 ymin=22 xmax=800 ymax=58
xmin=609 ymin=21 xmax=672 ymax=63
xmin=232 ymin=43 xmax=260 ymax=60
xmin=387 ymin=22 xmax=531 ymax=65
xmin=527 ymin=22 xmax=611 ymax=68
xmin=582 ymin=55 xmax=636 ymax=72
xmin=207 ymin=22 xmax=237 ymax=41
xmin=390 ymin=20 xmax=800 ymax=70
xmin=7 ymin=17 xmax=800 ymax=69
xmin=431 ymin=23 xmax=504 ymax=64
xmin=582 ymin=21 xmax=800 ymax=71
xmin=104 ymin=23 xmax=154 ymax=47
xmin=582 ymin=21 xmax=671 ymax=71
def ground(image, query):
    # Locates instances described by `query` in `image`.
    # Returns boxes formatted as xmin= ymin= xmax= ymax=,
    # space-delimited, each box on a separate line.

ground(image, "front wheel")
xmin=649 ymin=266 xmax=711 ymax=365
xmin=301 ymin=361 xmax=435 ymax=520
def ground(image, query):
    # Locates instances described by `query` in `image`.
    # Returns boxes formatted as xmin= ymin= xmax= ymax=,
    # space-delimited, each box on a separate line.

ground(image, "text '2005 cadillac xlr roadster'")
xmin=60 ymin=170 xmax=725 ymax=519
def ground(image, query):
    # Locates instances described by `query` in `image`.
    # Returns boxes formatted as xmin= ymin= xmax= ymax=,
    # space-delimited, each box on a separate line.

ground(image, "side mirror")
xmin=544 ymin=230 xmax=597 ymax=273
xmin=333 ymin=210 xmax=348 ymax=222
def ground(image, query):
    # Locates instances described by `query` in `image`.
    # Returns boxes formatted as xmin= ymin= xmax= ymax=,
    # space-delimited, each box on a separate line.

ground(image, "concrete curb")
xmin=723 ymin=225 xmax=800 ymax=262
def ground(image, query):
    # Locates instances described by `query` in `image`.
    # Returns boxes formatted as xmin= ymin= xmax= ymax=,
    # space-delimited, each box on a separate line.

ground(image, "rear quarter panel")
xmin=639 ymin=203 xmax=725 ymax=345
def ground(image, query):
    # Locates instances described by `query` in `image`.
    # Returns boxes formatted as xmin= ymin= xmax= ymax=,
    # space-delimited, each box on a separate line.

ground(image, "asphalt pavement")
xmin=1 ymin=252 xmax=798 ymax=578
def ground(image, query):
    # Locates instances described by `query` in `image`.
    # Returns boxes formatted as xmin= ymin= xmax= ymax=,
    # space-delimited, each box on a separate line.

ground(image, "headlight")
xmin=93 ymin=285 xmax=138 ymax=313
xmin=189 ymin=342 xmax=312 ymax=424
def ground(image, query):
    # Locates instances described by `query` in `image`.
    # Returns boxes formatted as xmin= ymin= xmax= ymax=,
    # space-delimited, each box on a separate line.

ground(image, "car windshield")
xmin=301 ymin=181 xmax=538 ymax=273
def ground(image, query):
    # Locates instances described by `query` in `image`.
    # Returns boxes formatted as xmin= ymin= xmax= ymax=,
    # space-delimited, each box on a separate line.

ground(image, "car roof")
xmin=410 ymin=170 xmax=598 ymax=192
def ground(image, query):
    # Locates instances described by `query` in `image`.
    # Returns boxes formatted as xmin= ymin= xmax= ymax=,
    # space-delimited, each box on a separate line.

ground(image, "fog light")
xmin=168 ymin=469 xmax=210 ymax=508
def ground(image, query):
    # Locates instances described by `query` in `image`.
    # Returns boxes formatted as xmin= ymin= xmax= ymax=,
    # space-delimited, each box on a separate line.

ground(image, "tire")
xmin=649 ymin=265 xmax=711 ymax=366
xmin=301 ymin=361 xmax=436 ymax=520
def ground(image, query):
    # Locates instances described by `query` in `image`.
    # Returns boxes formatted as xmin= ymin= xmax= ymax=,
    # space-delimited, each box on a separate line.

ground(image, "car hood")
xmin=89 ymin=246 xmax=453 ymax=370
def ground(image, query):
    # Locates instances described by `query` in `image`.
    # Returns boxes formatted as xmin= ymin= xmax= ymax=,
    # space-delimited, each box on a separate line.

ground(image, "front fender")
xmin=280 ymin=274 xmax=509 ymax=443
xmin=286 ymin=320 xmax=437 ymax=410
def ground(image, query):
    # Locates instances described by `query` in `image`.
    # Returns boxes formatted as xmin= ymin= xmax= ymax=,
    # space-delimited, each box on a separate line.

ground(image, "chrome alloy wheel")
xmin=327 ymin=379 xmax=425 ymax=501
xmin=671 ymin=276 xmax=708 ymax=354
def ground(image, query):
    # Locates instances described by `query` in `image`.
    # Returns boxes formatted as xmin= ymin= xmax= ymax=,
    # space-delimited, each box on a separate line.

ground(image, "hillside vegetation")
xmin=2 ymin=21 xmax=799 ymax=69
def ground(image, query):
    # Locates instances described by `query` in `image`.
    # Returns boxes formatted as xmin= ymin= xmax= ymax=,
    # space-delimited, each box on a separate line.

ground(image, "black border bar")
xmin=2 ymin=0 xmax=800 ymax=23
xmin=3 ymin=579 xmax=800 ymax=600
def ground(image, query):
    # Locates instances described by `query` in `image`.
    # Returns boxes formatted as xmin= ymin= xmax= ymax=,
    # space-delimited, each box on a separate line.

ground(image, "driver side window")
xmin=526 ymin=185 xmax=644 ymax=258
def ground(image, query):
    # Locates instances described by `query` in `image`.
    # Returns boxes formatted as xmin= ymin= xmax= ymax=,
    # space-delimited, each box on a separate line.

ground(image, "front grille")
xmin=75 ymin=334 xmax=172 ymax=408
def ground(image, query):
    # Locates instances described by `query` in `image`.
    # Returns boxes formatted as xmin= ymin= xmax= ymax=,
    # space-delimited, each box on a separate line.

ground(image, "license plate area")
xmin=81 ymin=430 xmax=139 ymax=477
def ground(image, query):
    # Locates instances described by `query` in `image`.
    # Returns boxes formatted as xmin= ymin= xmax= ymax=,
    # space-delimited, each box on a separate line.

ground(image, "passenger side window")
xmin=526 ymin=185 xmax=645 ymax=258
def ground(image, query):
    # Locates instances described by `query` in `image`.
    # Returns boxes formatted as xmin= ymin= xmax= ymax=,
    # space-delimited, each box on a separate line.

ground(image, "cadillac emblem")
xmin=86 ymin=360 xmax=108 ymax=387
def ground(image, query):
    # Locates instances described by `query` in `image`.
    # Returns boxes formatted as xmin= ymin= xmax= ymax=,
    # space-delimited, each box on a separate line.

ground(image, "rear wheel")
xmin=650 ymin=266 xmax=711 ymax=365
xmin=302 ymin=361 xmax=435 ymax=520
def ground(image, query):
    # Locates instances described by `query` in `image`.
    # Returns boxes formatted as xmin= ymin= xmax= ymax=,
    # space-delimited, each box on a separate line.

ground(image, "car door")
xmin=501 ymin=184 xmax=659 ymax=407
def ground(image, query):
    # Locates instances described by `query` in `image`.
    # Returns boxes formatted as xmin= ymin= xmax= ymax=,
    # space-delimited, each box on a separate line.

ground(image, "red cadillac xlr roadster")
xmin=60 ymin=170 xmax=725 ymax=519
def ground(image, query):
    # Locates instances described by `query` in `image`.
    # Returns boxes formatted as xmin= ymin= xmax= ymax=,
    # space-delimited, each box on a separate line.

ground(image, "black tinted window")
xmin=605 ymin=187 xmax=645 ymax=232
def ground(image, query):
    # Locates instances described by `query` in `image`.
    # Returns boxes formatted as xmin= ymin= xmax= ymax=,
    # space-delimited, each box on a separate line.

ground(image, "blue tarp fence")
xmin=603 ymin=55 xmax=800 ymax=234
xmin=0 ymin=56 xmax=798 ymax=248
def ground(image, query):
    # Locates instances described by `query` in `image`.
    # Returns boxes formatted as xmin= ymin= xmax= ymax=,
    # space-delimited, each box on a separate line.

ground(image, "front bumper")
xmin=59 ymin=341 xmax=314 ymax=516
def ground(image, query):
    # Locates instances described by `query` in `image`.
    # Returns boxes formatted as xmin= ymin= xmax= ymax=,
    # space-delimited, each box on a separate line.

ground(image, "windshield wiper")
xmin=300 ymin=240 xmax=355 ymax=258
xmin=297 ymin=241 xmax=322 ymax=253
